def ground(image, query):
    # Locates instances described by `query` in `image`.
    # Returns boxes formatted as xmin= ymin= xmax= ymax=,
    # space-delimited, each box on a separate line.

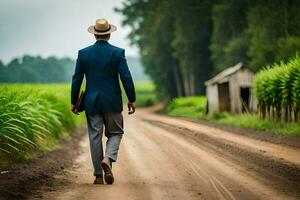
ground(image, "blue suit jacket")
xmin=71 ymin=40 xmax=136 ymax=114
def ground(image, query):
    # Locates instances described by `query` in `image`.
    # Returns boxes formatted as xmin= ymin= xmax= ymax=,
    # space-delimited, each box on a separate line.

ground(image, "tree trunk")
xmin=183 ymin=73 xmax=190 ymax=96
xmin=262 ymin=105 xmax=266 ymax=119
xmin=284 ymin=104 xmax=288 ymax=122
xmin=173 ymin=63 xmax=184 ymax=97
xmin=288 ymin=103 xmax=293 ymax=122
xmin=276 ymin=105 xmax=281 ymax=120
xmin=295 ymin=108 xmax=299 ymax=122
xmin=189 ymin=73 xmax=195 ymax=96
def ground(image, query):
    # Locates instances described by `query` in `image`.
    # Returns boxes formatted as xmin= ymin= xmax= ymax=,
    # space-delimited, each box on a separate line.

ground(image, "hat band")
xmin=94 ymin=25 xmax=111 ymax=33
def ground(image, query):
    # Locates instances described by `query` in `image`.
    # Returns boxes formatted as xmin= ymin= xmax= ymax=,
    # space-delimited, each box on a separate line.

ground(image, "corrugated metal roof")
xmin=205 ymin=62 xmax=245 ymax=86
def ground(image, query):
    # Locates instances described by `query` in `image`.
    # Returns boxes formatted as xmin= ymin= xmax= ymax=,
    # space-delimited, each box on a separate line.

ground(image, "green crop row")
xmin=253 ymin=56 xmax=300 ymax=122
xmin=0 ymin=84 xmax=78 ymax=166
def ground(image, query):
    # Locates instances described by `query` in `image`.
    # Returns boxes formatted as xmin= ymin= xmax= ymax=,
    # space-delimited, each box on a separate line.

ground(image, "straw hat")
xmin=88 ymin=19 xmax=117 ymax=35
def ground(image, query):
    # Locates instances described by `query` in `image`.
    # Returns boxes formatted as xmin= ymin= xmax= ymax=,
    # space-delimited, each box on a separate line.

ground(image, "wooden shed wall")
xmin=206 ymin=67 xmax=257 ymax=114
xmin=228 ymin=68 xmax=256 ymax=113
xmin=206 ymin=84 xmax=219 ymax=113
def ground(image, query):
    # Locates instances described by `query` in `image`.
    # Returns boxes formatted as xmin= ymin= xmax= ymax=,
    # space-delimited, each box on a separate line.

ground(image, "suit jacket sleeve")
xmin=117 ymin=49 xmax=136 ymax=103
xmin=71 ymin=51 xmax=84 ymax=104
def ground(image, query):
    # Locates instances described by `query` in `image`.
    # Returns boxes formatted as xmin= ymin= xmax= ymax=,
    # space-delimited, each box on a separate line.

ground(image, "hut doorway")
xmin=240 ymin=87 xmax=250 ymax=112
xmin=218 ymin=82 xmax=230 ymax=112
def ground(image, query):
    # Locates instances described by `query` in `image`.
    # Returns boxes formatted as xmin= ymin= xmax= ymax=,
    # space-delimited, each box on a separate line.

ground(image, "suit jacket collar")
xmin=96 ymin=40 xmax=108 ymax=43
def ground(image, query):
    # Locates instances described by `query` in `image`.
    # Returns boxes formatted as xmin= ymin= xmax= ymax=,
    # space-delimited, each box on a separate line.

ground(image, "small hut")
xmin=205 ymin=63 xmax=257 ymax=114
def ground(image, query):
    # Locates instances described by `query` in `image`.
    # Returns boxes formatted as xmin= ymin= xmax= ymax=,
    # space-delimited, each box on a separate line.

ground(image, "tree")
xmin=172 ymin=0 xmax=215 ymax=95
xmin=246 ymin=0 xmax=300 ymax=70
xmin=210 ymin=0 xmax=250 ymax=72
xmin=116 ymin=0 xmax=215 ymax=97
xmin=116 ymin=0 xmax=183 ymax=98
xmin=117 ymin=0 xmax=300 ymax=99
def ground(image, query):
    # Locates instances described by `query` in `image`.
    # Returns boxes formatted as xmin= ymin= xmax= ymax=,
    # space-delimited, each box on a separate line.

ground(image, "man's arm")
xmin=117 ymin=49 xmax=136 ymax=114
xmin=71 ymin=51 xmax=84 ymax=112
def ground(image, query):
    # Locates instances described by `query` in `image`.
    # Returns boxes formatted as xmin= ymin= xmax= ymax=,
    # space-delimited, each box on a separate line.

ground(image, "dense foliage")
xmin=116 ymin=0 xmax=215 ymax=97
xmin=211 ymin=0 xmax=300 ymax=72
xmin=0 ymin=84 xmax=78 ymax=165
xmin=253 ymin=56 xmax=300 ymax=122
xmin=116 ymin=0 xmax=300 ymax=98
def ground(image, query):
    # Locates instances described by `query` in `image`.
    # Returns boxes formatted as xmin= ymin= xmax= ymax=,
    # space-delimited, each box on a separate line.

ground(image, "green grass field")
xmin=166 ymin=96 xmax=207 ymax=118
xmin=0 ymin=82 xmax=156 ymax=166
xmin=165 ymin=96 xmax=300 ymax=136
xmin=134 ymin=81 xmax=157 ymax=107
xmin=0 ymin=84 xmax=80 ymax=166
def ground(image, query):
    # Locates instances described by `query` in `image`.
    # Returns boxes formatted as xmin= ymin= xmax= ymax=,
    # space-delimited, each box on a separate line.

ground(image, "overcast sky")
xmin=0 ymin=0 xmax=138 ymax=64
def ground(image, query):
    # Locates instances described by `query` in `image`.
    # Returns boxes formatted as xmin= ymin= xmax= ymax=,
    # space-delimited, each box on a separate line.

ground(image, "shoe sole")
xmin=101 ymin=162 xmax=114 ymax=184
xmin=93 ymin=180 xmax=104 ymax=184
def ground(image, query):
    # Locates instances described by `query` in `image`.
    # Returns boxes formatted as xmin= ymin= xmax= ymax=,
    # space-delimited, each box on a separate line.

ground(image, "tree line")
xmin=116 ymin=0 xmax=300 ymax=98
xmin=0 ymin=55 xmax=75 ymax=83
xmin=0 ymin=55 xmax=148 ymax=83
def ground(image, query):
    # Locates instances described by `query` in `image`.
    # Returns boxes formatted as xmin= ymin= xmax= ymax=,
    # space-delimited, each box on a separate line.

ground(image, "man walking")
xmin=71 ymin=19 xmax=136 ymax=185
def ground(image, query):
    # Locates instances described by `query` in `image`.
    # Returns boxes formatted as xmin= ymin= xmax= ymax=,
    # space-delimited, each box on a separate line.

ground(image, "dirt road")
xmin=38 ymin=108 xmax=300 ymax=200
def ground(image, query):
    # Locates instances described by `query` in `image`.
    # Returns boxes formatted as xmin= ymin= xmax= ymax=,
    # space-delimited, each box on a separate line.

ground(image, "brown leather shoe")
xmin=101 ymin=157 xmax=114 ymax=184
xmin=93 ymin=175 xmax=104 ymax=184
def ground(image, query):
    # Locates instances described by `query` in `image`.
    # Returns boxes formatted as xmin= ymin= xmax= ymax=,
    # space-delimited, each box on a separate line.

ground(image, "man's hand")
xmin=71 ymin=104 xmax=79 ymax=115
xmin=127 ymin=102 xmax=136 ymax=115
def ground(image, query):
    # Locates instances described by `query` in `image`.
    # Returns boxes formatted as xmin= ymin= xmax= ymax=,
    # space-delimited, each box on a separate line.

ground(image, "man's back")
xmin=71 ymin=40 xmax=135 ymax=114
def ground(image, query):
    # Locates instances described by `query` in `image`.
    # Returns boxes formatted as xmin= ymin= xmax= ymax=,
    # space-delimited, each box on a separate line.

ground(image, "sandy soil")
xmin=0 ymin=128 xmax=86 ymax=200
xmin=1 ymin=107 xmax=299 ymax=200
xmin=34 ymin=108 xmax=300 ymax=200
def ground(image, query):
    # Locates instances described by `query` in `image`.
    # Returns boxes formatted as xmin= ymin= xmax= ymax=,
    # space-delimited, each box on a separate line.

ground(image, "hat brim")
xmin=87 ymin=24 xmax=117 ymax=35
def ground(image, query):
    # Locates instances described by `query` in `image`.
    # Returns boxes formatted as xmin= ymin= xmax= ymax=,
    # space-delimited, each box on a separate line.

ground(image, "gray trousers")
xmin=86 ymin=112 xmax=123 ymax=176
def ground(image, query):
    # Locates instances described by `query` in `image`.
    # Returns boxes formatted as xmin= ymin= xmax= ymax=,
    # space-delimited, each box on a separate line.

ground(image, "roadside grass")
xmin=211 ymin=113 xmax=300 ymax=136
xmin=0 ymin=84 xmax=84 ymax=167
xmin=165 ymin=96 xmax=300 ymax=136
xmin=166 ymin=96 xmax=207 ymax=118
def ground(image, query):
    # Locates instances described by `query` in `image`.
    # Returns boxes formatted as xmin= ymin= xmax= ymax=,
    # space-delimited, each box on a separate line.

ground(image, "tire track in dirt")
xmin=33 ymin=109 xmax=299 ymax=200
xmin=142 ymin=118 xmax=300 ymax=199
